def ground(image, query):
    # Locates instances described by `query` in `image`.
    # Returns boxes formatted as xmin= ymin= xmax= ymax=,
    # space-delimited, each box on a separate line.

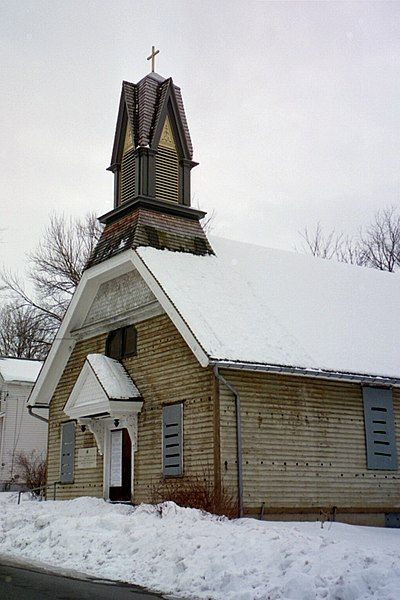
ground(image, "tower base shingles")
xmin=87 ymin=204 xmax=214 ymax=268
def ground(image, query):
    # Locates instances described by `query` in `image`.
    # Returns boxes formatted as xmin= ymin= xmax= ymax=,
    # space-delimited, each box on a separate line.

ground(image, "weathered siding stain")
xmin=219 ymin=369 xmax=400 ymax=521
xmin=47 ymin=335 xmax=105 ymax=499
xmin=48 ymin=317 xmax=400 ymax=522
xmin=123 ymin=315 xmax=214 ymax=503
xmin=82 ymin=270 xmax=156 ymax=328
xmin=47 ymin=314 xmax=215 ymax=502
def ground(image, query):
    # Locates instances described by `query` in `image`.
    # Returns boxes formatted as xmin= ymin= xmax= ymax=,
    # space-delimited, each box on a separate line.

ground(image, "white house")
xmin=0 ymin=357 xmax=47 ymax=490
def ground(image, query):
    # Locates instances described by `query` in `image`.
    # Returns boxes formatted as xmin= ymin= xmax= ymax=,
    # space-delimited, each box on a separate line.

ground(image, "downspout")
xmin=28 ymin=405 xmax=48 ymax=424
xmin=213 ymin=364 xmax=243 ymax=518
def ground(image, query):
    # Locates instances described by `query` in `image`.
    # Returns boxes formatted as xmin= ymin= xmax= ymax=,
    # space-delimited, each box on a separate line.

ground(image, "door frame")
xmin=103 ymin=419 xmax=134 ymax=501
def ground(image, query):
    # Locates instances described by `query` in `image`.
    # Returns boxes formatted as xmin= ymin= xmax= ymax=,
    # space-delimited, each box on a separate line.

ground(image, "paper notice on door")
xmin=110 ymin=429 xmax=123 ymax=487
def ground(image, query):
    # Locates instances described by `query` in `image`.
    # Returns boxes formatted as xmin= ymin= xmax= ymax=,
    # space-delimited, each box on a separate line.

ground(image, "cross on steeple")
xmin=147 ymin=46 xmax=160 ymax=73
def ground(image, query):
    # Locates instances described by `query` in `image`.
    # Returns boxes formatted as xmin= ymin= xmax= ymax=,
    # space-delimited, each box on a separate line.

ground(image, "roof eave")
xmin=211 ymin=359 xmax=400 ymax=387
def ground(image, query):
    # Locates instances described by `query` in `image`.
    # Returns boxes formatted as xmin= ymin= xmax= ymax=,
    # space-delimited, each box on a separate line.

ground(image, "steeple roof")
xmin=110 ymin=73 xmax=193 ymax=168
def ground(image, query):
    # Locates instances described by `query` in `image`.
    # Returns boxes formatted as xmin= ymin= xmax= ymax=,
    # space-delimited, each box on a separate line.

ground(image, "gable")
xmin=64 ymin=354 xmax=142 ymax=420
xmin=109 ymin=76 xmax=193 ymax=170
xmin=65 ymin=362 xmax=107 ymax=418
xmin=159 ymin=116 xmax=176 ymax=150
xmin=122 ymin=123 xmax=133 ymax=155
xmin=64 ymin=354 xmax=142 ymax=419
xmin=28 ymin=249 xmax=209 ymax=408
xmin=76 ymin=270 xmax=163 ymax=340
xmin=150 ymin=80 xmax=192 ymax=159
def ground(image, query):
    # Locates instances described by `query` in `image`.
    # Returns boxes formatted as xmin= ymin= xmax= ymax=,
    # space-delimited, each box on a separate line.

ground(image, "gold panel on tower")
xmin=120 ymin=126 xmax=135 ymax=204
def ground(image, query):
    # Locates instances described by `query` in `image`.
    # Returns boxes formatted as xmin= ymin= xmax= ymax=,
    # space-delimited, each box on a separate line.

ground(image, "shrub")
xmin=151 ymin=472 xmax=238 ymax=519
xmin=15 ymin=450 xmax=46 ymax=495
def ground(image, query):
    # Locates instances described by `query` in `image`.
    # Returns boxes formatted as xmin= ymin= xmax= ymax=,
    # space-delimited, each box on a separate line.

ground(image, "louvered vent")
xmin=156 ymin=146 xmax=179 ymax=203
xmin=120 ymin=148 xmax=136 ymax=204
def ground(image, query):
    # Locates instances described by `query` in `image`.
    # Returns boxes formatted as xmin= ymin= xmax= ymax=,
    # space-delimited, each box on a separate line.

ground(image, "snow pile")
xmin=0 ymin=495 xmax=399 ymax=599
xmin=138 ymin=237 xmax=400 ymax=379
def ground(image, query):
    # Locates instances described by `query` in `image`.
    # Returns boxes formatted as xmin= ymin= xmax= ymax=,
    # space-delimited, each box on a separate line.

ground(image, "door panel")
xmin=109 ymin=429 xmax=132 ymax=502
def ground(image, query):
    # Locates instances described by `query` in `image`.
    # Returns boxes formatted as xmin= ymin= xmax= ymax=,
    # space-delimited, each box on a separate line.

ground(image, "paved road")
xmin=0 ymin=559 xmax=166 ymax=599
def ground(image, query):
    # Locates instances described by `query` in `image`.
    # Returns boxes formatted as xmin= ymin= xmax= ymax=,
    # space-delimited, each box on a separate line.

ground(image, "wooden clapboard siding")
xmin=47 ymin=335 xmax=105 ymax=499
xmin=122 ymin=314 xmax=214 ymax=504
xmin=219 ymin=369 xmax=400 ymax=515
xmin=47 ymin=313 xmax=215 ymax=502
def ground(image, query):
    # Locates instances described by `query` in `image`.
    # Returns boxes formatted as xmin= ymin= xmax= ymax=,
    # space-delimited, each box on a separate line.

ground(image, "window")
xmin=162 ymin=403 xmax=183 ymax=476
xmin=106 ymin=325 xmax=137 ymax=360
xmin=362 ymin=387 xmax=397 ymax=470
xmin=60 ymin=421 xmax=75 ymax=484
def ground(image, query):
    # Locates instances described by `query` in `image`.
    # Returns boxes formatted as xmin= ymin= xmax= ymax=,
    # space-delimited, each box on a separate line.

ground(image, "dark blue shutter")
xmin=363 ymin=387 xmax=397 ymax=470
xmin=60 ymin=421 xmax=75 ymax=483
xmin=163 ymin=404 xmax=183 ymax=476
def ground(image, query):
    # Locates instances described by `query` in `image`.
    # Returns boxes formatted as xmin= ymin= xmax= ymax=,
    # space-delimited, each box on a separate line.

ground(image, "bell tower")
xmin=108 ymin=70 xmax=197 ymax=209
xmin=87 ymin=53 xmax=213 ymax=268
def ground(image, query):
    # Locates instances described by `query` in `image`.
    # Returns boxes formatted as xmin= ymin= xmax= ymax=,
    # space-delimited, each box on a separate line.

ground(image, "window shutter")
xmin=60 ymin=421 xmax=75 ymax=483
xmin=162 ymin=404 xmax=183 ymax=476
xmin=363 ymin=387 xmax=397 ymax=470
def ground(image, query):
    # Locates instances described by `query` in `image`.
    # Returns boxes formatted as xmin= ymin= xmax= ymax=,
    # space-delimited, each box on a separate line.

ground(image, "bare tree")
xmin=358 ymin=206 xmax=400 ymax=272
xmin=1 ymin=213 xmax=103 ymax=356
xmin=29 ymin=212 xmax=103 ymax=320
xmin=298 ymin=223 xmax=343 ymax=260
xmin=0 ymin=302 xmax=52 ymax=359
xmin=15 ymin=450 xmax=47 ymax=494
xmin=298 ymin=207 xmax=400 ymax=271
xmin=201 ymin=210 xmax=216 ymax=234
xmin=335 ymin=235 xmax=364 ymax=266
xmin=193 ymin=197 xmax=216 ymax=234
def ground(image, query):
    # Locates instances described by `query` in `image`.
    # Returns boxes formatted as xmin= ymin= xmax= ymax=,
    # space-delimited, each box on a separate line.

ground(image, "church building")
xmin=29 ymin=58 xmax=400 ymax=527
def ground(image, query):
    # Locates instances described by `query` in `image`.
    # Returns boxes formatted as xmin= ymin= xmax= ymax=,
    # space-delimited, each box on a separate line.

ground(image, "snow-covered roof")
xmin=64 ymin=354 xmax=142 ymax=421
xmin=87 ymin=354 xmax=141 ymax=399
xmin=28 ymin=235 xmax=400 ymax=408
xmin=0 ymin=357 xmax=43 ymax=384
xmin=137 ymin=236 xmax=400 ymax=380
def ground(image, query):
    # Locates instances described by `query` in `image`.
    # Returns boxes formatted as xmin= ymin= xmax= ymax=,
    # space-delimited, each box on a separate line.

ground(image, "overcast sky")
xmin=1 ymin=0 xmax=399 ymax=280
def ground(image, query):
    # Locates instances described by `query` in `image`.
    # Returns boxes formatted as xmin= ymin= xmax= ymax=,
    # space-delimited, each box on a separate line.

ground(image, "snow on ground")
xmin=0 ymin=494 xmax=399 ymax=600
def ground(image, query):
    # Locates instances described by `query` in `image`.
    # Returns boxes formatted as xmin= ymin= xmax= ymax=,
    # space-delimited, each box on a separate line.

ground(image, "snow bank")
xmin=0 ymin=494 xmax=399 ymax=599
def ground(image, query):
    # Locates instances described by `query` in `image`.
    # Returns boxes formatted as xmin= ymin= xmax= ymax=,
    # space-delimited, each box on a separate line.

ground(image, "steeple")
xmin=107 ymin=72 xmax=196 ymax=208
xmin=87 ymin=62 xmax=213 ymax=269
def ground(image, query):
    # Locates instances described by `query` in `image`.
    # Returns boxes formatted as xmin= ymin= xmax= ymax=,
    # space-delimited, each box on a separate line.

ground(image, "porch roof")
xmin=64 ymin=354 xmax=142 ymax=420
